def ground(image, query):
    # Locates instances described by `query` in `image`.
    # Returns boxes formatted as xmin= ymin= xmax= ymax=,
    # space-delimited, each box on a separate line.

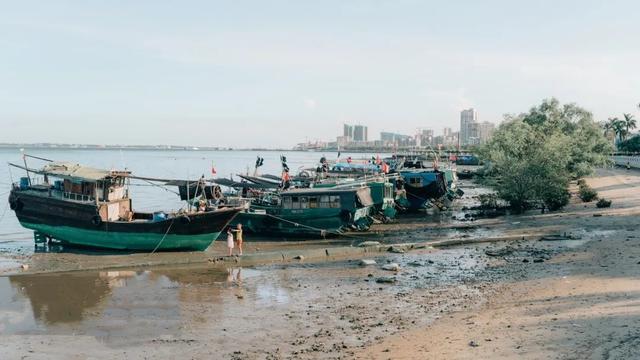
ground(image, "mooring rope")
xmin=148 ymin=216 xmax=177 ymax=255
xmin=263 ymin=213 xmax=369 ymax=244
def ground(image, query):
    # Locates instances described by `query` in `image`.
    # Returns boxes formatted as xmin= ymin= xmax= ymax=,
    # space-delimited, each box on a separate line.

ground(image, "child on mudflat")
xmin=226 ymin=228 xmax=234 ymax=256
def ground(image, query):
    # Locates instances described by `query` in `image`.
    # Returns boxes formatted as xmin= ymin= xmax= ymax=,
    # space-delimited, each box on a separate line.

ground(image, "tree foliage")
xmin=480 ymin=98 xmax=612 ymax=212
xmin=618 ymin=135 xmax=640 ymax=153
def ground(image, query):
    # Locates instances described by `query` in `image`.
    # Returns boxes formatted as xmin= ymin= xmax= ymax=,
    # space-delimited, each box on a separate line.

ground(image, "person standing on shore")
xmin=232 ymin=223 xmax=244 ymax=256
xmin=226 ymin=227 xmax=234 ymax=256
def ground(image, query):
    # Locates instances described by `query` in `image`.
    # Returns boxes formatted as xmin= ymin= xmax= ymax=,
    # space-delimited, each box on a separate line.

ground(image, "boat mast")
xmin=21 ymin=150 xmax=31 ymax=186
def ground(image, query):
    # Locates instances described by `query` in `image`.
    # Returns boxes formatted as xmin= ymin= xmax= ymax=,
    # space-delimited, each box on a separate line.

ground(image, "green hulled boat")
xmin=230 ymin=187 xmax=375 ymax=238
xmin=8 ymin=160 xmax=241 ymax=251
xmin=313 ymin=176 xmax=398 ymax=220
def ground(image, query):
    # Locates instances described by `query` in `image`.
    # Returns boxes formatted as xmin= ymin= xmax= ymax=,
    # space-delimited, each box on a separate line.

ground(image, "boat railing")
xmin=63 ymin=191 xmax=94 ymax=202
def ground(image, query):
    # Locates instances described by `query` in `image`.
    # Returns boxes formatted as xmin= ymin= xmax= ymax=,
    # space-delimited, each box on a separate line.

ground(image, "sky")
xmin=1 ymin=0 xmax=639 ymax=148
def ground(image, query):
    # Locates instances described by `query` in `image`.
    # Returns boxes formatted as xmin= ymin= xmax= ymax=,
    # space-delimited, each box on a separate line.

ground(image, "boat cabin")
xmin=13 ymin=162 xmax=133 ymax=222
xmin=278 ymin=187 xmax=374 ymax=213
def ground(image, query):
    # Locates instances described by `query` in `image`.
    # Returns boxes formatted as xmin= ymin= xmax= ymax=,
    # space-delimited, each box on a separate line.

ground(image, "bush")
xmin=478 ymin=99 xmax=612 ymax=213
xmin=577 ymin=179 xmax=587 ymax=187
xmin=596 ymin=198 xmax=612 ymax=208
xmin=478 ymin=193 xmax=500 ymax=209
xmin=543 ymin=187 xmax=571 ymax=211
xmin=578 ymin=185 xmax=598 ymax=202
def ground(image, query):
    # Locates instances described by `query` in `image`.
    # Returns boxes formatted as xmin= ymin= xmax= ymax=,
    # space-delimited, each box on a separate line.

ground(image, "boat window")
xmin=320 ymin=195 xmax=329 ymax=203
xmin=331 ymin=195 xmax=341 ymax=208
xmin=283 ymin=196 xmax=292 ymax=209
xmin=291 ymin=196 xmax=300 ymax=209
xmin=309 ymin=197 xmax=318 ymax=208
xmin=300 ymin=197 xmax=309 ymax=209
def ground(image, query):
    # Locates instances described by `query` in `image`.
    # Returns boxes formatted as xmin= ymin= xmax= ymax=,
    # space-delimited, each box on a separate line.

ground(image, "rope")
xmin=0 ymin=201 xmax=9 ymax=225
xmin=264 ymin=213 xmax=368 ymax=242
xmin=137 ymin=179 xmax=180 ymax=196
xmin=148 ymin=217 xmax=177 ymax=255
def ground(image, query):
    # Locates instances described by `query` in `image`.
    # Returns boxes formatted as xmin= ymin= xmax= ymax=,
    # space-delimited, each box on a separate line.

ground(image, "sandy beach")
xmin=1 ymin=167 xmax=639 ymax=359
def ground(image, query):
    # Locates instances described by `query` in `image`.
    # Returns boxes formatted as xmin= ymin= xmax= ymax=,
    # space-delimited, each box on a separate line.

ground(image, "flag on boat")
xmin=211 ymin=161 xmax=217 ymax=175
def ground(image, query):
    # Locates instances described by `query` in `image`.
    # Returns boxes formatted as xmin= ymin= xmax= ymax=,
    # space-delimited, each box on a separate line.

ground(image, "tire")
xmin=180 ymin=215 xmax=191 ymax=224
xmin=9 ymin=198 xmax=23 ymax=211
xmin=91 ymin=215 xmax=102 ymax=226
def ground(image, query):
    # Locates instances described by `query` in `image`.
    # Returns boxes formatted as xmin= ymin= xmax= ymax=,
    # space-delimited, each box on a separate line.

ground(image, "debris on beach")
xmin=375 ymin=276 xmax=396 ymax=284
xmin=358 ymin=241 xmax=381 ymax=247
xmin=360 ymin=259 xmax=377 ymax=266
xmin=382 ymin=263 xmax=400 ymax=271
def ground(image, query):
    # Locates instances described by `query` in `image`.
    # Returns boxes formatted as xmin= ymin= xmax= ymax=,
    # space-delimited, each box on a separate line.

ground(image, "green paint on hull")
xmin=21 ymin=222 xmax=218 ymax=251
xmin=232 ymin=211 xmax=346 ymax=236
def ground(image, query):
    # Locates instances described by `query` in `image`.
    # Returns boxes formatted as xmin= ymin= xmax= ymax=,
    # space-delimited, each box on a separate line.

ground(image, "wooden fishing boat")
xmin=7 ymin=160 xmax=241 ymax=251
xmin=230 ymin=187 xmax=375 ymax=238
xmin=396 ymin=170 xmax=448 ymax=211
xmin=313 ymin=176 xmax=398 ymax=220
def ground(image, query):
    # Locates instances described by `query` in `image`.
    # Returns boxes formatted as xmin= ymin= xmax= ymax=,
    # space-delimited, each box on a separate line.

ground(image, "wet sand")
xmin=358 ymin=167 xmax=640 ymax=359
xmin=1 ymin=167 xmax=639 ymax=359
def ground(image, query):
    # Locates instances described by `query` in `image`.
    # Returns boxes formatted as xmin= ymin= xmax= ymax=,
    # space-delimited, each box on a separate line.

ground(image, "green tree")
xmin=480 ymin=98 xmax=612 ymax=212
xmin=610 ymin=117 xmax=627 ymax=143
xmin=618 ymin=135 xmax=640 ymax=153
xmin=623 ymin=113 xmax=637 ymax=139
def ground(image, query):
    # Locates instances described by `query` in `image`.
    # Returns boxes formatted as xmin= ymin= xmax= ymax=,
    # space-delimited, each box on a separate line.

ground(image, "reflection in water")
xmin=9 ymin=273 xmax=112 ymax=324
xmin=0 ymin=266 xmax=263 ymax=338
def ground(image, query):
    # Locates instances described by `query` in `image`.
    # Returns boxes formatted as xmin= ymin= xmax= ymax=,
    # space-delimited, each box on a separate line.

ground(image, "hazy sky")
xmin=1 ymin=0 xmax=639 ymax=148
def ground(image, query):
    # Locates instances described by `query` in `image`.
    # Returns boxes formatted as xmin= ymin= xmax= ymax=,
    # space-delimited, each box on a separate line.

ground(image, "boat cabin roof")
xmin=38 ymin=162 xmax=130 ymax=182
xmin=280 ymin=188 xmax=358 ymax=197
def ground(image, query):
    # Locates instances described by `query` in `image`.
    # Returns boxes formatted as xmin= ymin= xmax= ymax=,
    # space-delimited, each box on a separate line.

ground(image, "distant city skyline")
xmin=2 ymin=1 xmax=640 ymax=148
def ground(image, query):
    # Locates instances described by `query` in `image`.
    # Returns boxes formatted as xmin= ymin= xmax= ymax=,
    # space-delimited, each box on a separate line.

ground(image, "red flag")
xmin=381 ymin=162 xmax=389 ymax=174
xmin=376 ymin=154 xmax=382 ymax=165
xmin=211 ymin=162 xmax=217 ymax=175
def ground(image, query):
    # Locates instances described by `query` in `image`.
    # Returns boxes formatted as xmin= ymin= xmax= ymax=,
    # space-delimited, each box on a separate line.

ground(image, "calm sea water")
xmin=0 ymin=148 xmax=388 ymax=254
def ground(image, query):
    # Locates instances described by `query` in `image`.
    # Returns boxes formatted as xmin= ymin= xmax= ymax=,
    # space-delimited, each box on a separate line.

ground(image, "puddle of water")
xmin=0 ymin=266 xmax=262 ymax=337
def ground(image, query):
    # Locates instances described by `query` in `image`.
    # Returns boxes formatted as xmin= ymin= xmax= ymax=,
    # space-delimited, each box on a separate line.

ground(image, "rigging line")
xmin=148 ymin=217 xmax=177 ymax=255
xmin=0 ymin=201 xmax=9 ymax=225
xmin=138 ymin=178 xmax=180 ymax=196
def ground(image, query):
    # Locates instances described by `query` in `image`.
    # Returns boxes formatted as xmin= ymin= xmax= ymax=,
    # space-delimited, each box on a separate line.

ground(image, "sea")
xmin=0 ymin=148 xmax=389 ymax=255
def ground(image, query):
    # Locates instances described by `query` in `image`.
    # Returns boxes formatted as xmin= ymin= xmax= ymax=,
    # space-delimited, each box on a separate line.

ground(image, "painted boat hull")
xmin=398 ymin=171 xmax=448 ymax=211
xmin=9 ymin=190 xmax=240 ymax=251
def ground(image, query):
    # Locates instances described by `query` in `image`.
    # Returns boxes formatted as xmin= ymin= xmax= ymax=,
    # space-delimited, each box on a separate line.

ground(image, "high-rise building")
xmin=460 ymin=108 xmax=478 ymax=146
xmin=353 ymin=125 xmax=368 ymax=142
xmin=343 ymin=124 xmax=354 ymax=140
xmin=443 ymin=127 xmax=452 ymax=137
xmin=477 ymin=122 xmax=495 ymax=144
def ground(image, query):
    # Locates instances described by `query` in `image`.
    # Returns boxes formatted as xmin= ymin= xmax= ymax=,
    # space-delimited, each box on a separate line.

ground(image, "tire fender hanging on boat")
xmin=91 ymin=215 xmax=102 ymax=226
xmin=9 ymin=198 xmax=23 ymax=211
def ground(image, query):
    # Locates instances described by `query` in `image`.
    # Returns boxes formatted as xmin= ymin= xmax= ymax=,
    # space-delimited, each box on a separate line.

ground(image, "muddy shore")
xmin=1 ymin=167 xmax=639 ymax=359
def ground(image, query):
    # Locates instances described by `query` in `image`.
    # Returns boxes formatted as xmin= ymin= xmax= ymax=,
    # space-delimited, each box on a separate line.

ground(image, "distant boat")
xmin=396 ymin=170 xmax=448 ymax=211
xmin=8 ymin=160 xmax=241 ymax=251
